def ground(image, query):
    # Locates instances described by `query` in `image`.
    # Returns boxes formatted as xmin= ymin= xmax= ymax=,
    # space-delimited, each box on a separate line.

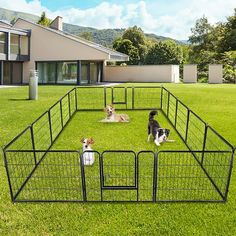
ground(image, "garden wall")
xmin=104 ymin=65 xmax=180 ymax=83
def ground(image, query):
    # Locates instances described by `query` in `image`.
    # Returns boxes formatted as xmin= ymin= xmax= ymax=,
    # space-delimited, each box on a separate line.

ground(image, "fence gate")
xmin=101 ymin=151 xmax=138 ymax=201
xmin=111 ymin=87 xmax=127 ymax=109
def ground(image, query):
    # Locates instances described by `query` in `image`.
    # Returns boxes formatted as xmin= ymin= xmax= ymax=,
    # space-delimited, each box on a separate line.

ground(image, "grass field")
xmin=0 ymin=83 xmax=236 ymax=235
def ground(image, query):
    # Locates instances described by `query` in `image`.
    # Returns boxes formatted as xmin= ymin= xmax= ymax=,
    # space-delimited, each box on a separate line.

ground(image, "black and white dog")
xmin=148 ymin=110 xmax=170 ymax=146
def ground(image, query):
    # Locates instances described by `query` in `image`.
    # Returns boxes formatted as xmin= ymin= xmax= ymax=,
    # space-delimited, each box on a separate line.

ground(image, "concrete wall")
xmin=14 ymin=19 xmax=108 ymax=83
xmin=208 ymin=64 xmax=223 ymax=84
xmin=183 ymin=64 xmax=197 ymax=83
xmin=104 ymin=65 xmax=179 ymax=83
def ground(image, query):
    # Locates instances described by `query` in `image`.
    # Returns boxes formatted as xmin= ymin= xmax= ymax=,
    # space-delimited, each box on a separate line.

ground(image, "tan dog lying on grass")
xmin=103 ymin=104 xmax=129 ymax=122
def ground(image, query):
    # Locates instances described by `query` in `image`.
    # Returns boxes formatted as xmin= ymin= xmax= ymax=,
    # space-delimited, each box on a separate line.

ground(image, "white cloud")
xmin=0 ymin=0 xmax=235 ymax=39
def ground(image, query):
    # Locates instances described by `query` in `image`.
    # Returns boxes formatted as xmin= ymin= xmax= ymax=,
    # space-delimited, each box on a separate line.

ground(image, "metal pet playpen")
xmin=3 ymin=86 xmax=235 ymax=202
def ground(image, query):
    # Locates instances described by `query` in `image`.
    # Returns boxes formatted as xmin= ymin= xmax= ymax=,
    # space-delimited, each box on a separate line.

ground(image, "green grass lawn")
xmin=0 ymin=83 xmax=236 ymax=235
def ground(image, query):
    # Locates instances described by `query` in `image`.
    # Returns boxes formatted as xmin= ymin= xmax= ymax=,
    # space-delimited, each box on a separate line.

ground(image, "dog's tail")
xmin=149 ymin=110 xmax=158 ymax=120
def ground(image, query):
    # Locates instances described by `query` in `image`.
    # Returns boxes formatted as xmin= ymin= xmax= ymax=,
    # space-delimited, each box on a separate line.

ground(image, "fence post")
xmin=167 ymin=91 xmax=170 ymax=118
xmin=60 ymin=99 xmax=63 ymax=128
xmin=132 ymin=86 xmax=134 ymax=110
xmin=75 ymin=87 xmax=78 ymax=111
xmin=98 ymin=152 xmax=103 ymax=201
xmin=48 ymin=110 xmax=53 ymax=144
xmin=201 ymin=124 xmax=208 ymax=165
xmin=30 ymin=125 xmax=37 ymax=165
xmin=224 ymin=148 xmax=235 ymax=201
xmin=3 ymin=150 xmax=14 ymax=202
xmin=104 ymin=87 xmax=106 ymax=108
xmin=68 ymin=93 xmax=71 ymax=117
xmin=160 ymin=87 xmax=163 ymax=110
xmin=79 ymin=152 xmax=87 ymax=202
xmin=185 ymin=109 xmax=190 ymax=143
xmin=153 ymin=152 xmax=158 ymax=202
xmin=174 ymin=99 xmax=178 ymax=128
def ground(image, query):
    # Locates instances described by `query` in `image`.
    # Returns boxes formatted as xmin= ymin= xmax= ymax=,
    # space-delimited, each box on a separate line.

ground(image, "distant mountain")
xmin=0 ymin=7 xmax=187 ymax=47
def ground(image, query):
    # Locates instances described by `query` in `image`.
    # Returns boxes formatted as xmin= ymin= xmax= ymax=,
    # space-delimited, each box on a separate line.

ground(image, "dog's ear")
xmin=80 ymin=138 xmax=85 ymax=143
xmin=89 ymin=138 xmax=94 ymax=144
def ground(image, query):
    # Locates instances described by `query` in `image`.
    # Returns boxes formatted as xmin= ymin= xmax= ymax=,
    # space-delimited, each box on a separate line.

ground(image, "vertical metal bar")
xmin=174 ymin=99 xmax=178 ymax=128
xmin=68 ymin=93 xmax=71 ymax=117
xmin=185 ymin=109 xmax=190 ymax=143
xmin=167 ymin=91 xmax=170 ymax=118
xmin=30 ymin=125 xmax=37 ymax=165
xmin=79 ymin=152 xmax=87 ymax=202
xmin=99 ymin=153 xmax=103 ymax=201
xmin=3 ymin=150 xmax=14 ymax=202
xmin=75 ymin=87 xmax=78 ymax=111
xmin=125 ymin=87 xmax=127 ymax=109
xmin=153 ymin=152 xmax=158 ymax=202
xmin=224 ymin=148 xmax=235 ymax=201
xmin=160 ymin=87 xmax=163 ymax=110
xmin=201 ymin=125 xmax=208 ymax=165
xmin=48 ymin=110 xmax=53 ymax=144
xmin=135 ymin=153 xmax=138 ymax=201
xmin=60 ymin=99 xmax=63 ymax=128
xmin=104 ymin=86 xmax=106 ymax=108
xmin=111 ymin=87 xmax=114 ymax=104
xmin=132 ymin=86 xmax=134 ymax=110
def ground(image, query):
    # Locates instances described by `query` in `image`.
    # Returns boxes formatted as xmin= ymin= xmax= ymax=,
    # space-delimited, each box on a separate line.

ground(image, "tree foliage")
xmin=37 ymin=12 xmax=51 ymax=27
xmin=145 ymin=40 xmax=183 ymax=65
xmin=113 ymin=38 xmax=140 ymax=64
xmin=79 ymin=31 xmax=93 ymax=41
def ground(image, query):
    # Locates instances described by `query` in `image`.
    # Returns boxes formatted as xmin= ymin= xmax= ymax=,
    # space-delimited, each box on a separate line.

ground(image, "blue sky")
xmin=2 ymin=0 xmax=236 ymax=39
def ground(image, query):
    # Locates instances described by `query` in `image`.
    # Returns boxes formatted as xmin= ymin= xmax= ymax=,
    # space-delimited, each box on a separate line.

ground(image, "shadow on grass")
xmin=8 ymin=98 xmax=30 ymax=101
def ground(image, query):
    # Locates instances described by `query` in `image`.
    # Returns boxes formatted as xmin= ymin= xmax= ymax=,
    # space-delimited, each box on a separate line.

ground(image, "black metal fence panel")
xmin=3 ymin=86 xmax=235 ymax=203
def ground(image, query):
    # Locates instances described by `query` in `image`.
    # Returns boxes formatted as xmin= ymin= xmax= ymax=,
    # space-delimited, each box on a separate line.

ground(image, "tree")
xmin=79 ymin=32 xmax=93 ymax=41
xmin=221 ymin=8 xmax=236 ymax=51
xmin=37 ymin=12 xmax=51 ymax=27
xmin=189 ymin=16 xmax=213 ymax=50
xmin=121 ymin=26 xmax=147 ymax=64
xmin=113 ymin=38 xmax=140 ymax=65
xmin=145 ymin=40 xmax=183 ymax=65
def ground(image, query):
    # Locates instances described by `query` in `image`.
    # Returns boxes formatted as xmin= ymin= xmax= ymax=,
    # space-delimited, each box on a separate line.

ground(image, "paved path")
xmin=0 ymin=85 xmax=20 ymax=89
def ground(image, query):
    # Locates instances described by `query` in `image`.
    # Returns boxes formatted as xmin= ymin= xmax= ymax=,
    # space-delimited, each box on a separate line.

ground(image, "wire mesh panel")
xmin=186 ymin=112 xmax=206 ymax=161
xmin=133 ymin=87 xmax=161 ymax=109
xmin=137 ymin=151 xmax=155 ymax=202
xmin=168 ymin=93 xmax=177 ymax=125
xmin=157 ymin=151 xmax=224 ymax=201
xmin=7 ymin=151 xmax=83 ymax=202
xmin=32 ymin=112 xmax=51 ymax=151
xmin=82 ymin=151 xmax=101 ymax=201
xmin=5 ymin=126 xmax=32 ymax=151
xmin=50 ymin=102 xmax=62 ymax=141
xmin=69 ymin=89 xmax=76 ymax=115
xmin=61 ymin=95 xmax=70 ymax=126
xmin=101 ymin=151 xmax=137 ymax=201
xmin=161 ymin=88 xmax=168 ymax=114
xmin=77 ymin=87 xmax=105 ymax=110
xmin=175 ymin=102 xmax=188 ymax=139
xmin=4 ymin=151 xmax=36 ymax=200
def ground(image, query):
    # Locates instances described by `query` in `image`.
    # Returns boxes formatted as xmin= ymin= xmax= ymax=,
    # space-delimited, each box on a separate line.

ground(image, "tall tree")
xmin=37 ymin=12 xmax=51 ymax=27
xmin=113 ymin=38 xmax=140 ymax=65
xmin=145 ymin=40 xmax=183 ymax=65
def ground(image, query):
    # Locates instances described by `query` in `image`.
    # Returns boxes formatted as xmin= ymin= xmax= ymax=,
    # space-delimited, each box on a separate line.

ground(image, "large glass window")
xmin=90 ymin=62 xmax=98 ymax=84
xmin=0 ymin=32 xmax=6 ymax=54
xmin=20 ymin=35 xmax=29 ymax=55
xmin=57 ymin=62 xmax=77 ymax=84
xmin=38 ymin=62 xmax=56 ymax=83
xmin=10 ymin=34 xmax=19 ymax=54
xmin=2 ymin=62 xmax=22 ymax=84
xmin=81 ymin=62 xmax=89 ymax=84
xmin=3 ymin=62 xmax=11 ymax=84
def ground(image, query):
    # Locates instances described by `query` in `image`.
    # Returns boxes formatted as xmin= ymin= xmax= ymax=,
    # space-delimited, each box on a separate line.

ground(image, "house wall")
xmin=104 ymin=65 xmax=179 ymax=83
xmin=13 ymin=19 xmax=109 ymax=83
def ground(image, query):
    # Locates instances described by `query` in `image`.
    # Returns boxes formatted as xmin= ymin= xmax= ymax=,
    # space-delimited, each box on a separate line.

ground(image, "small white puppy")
xmin=81 ymin=138 xmax=95 ymax=166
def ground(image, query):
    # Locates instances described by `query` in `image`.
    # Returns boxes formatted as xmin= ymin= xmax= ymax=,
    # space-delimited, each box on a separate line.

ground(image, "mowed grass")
xmin=0 ymin=84 xmax=236 ymax=235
